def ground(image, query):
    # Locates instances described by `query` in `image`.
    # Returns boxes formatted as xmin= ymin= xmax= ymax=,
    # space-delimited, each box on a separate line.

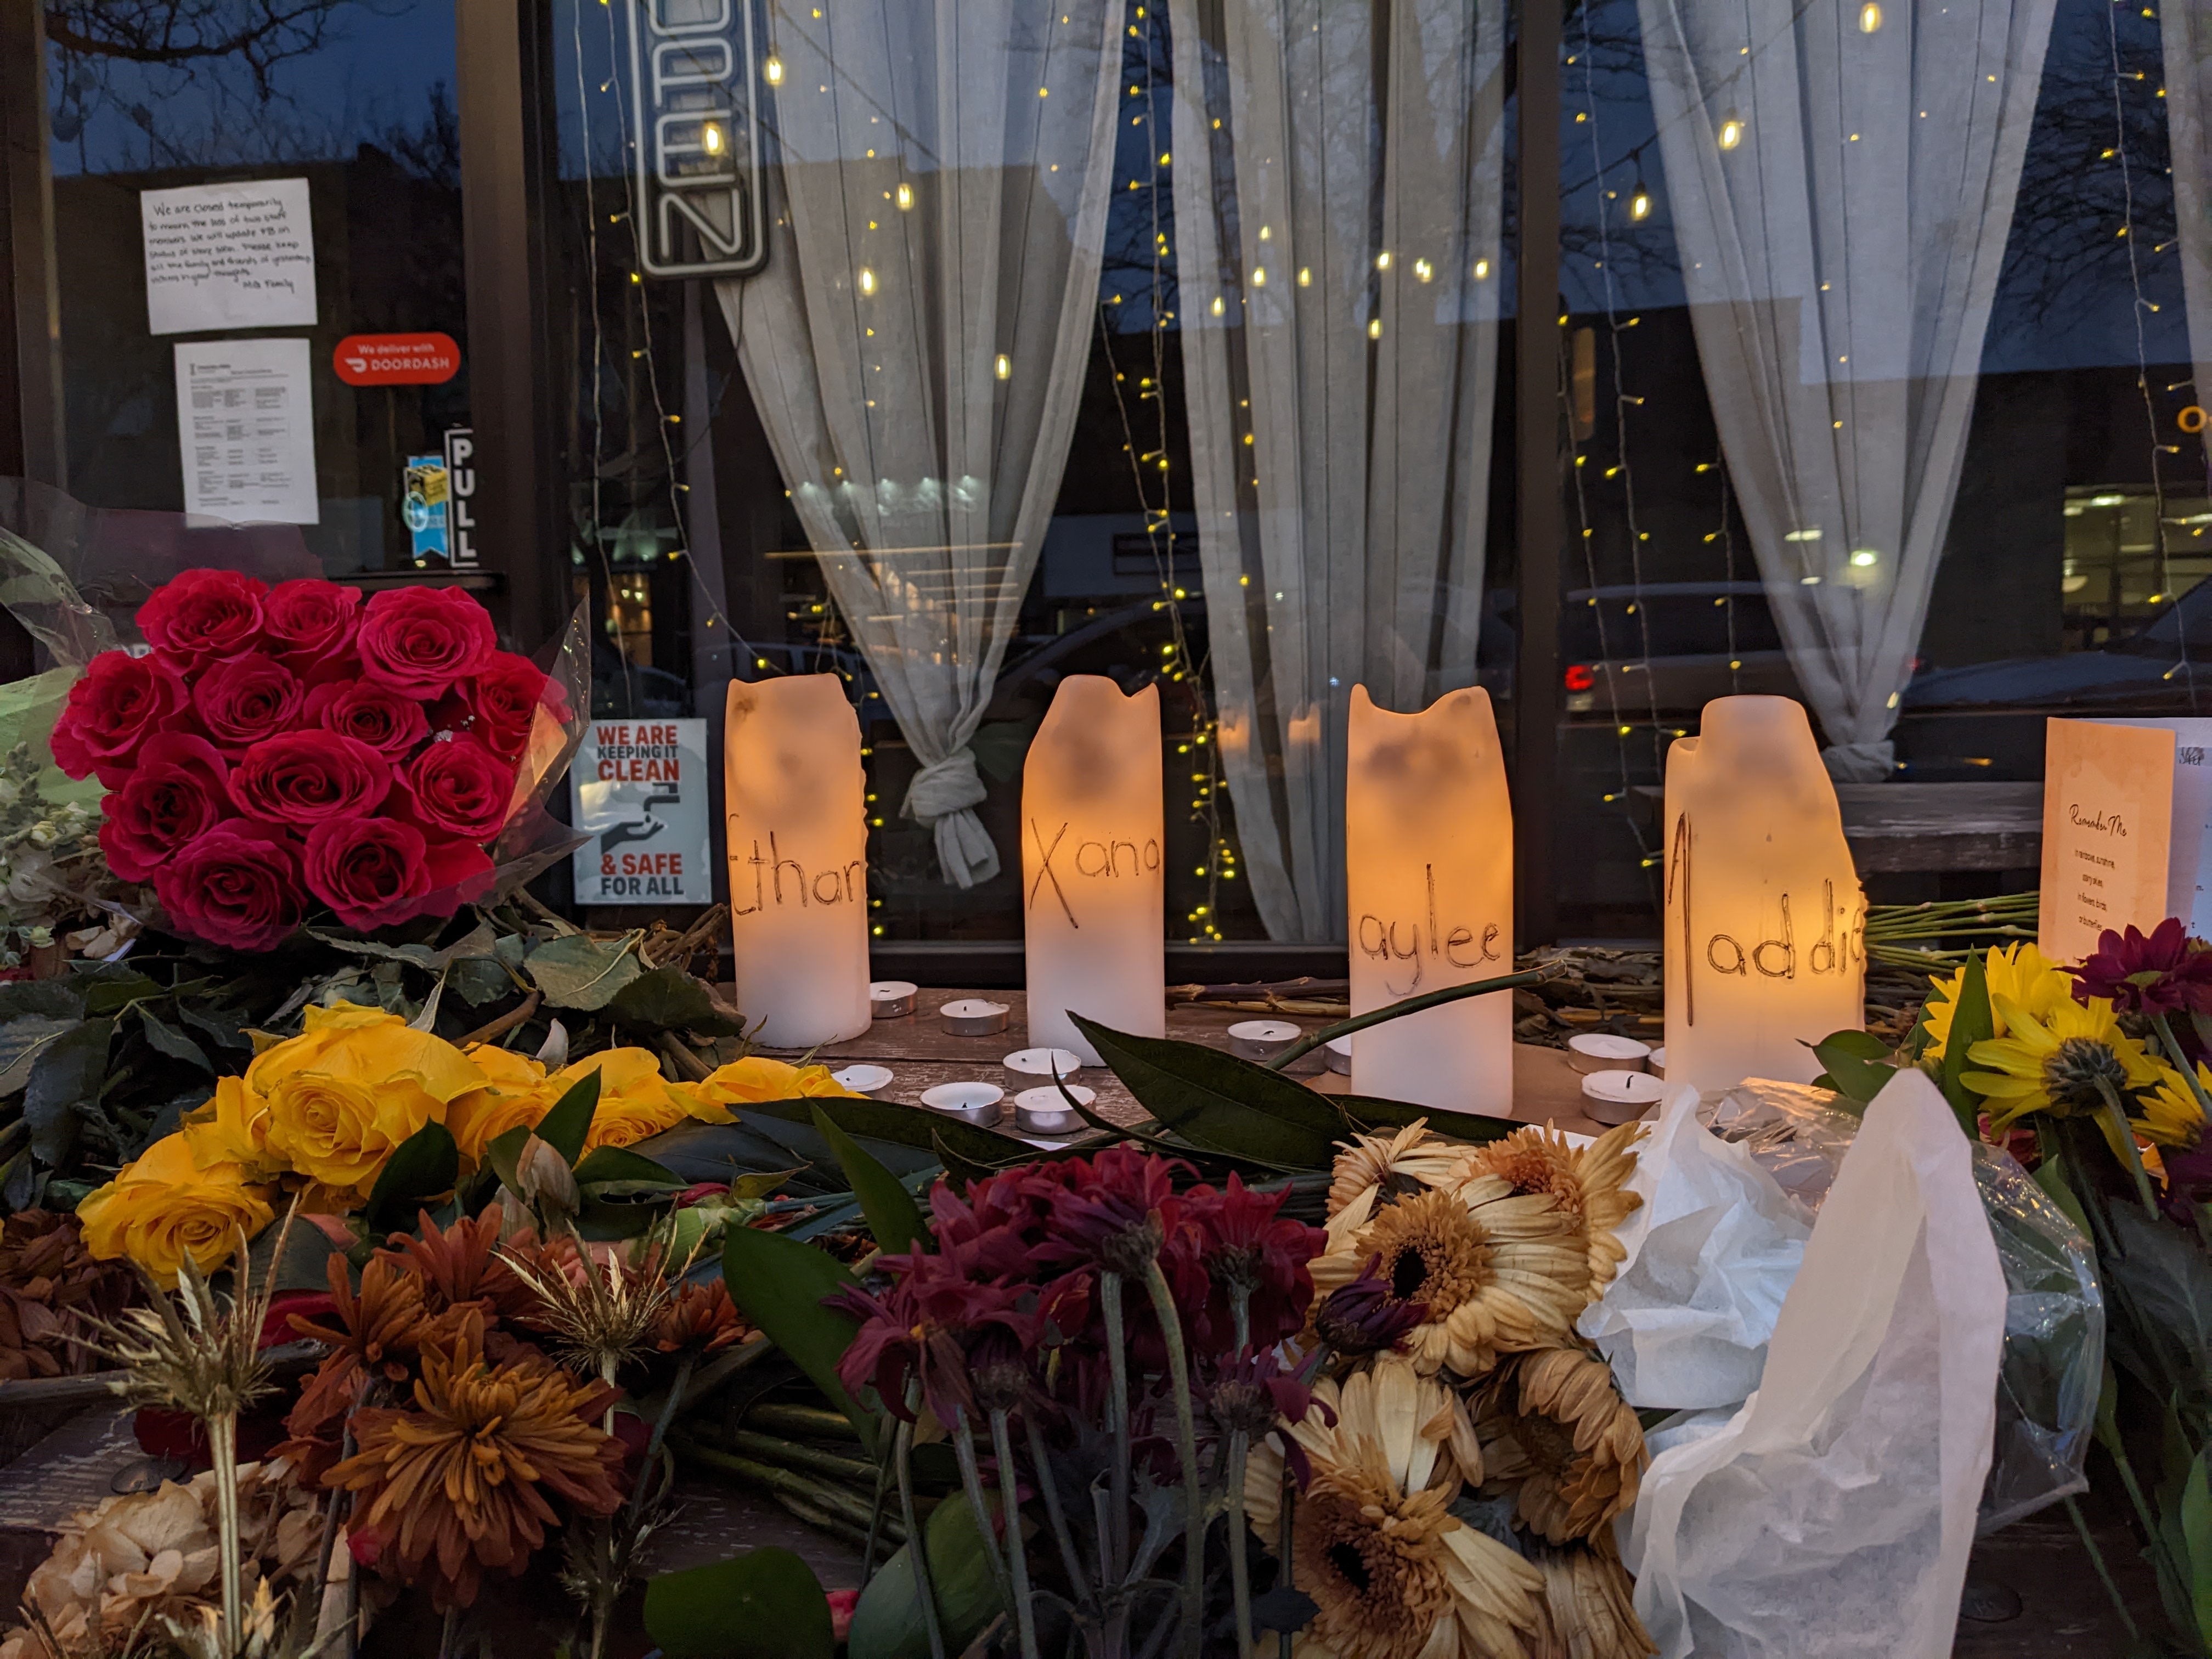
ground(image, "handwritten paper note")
xmin=141 ymin=179 xmax=317 ymax=335
xmin=2039 ymin=718 xmax=2175 ymax=964
xmin=173 ymin=339 xmax=319 ymax=525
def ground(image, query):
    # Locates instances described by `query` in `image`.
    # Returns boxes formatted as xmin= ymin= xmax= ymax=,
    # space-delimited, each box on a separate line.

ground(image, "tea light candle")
xmin=1227 ymin=1019 xmax=1301 ymax=1062
xmin=1663 ymin=696 xmax=1866 ymax=1093
xmin=869 ymin=981 xmax=918 ymax=1019
xmin=1581 ymin=1068 xmax=1667 ymax=1126
xmin=1566 ymin=1033 xmax=1651 ymax=1075
xmin=1022 ymin=675 xmax=1166 ymax=1065
xmin=1649 ymin=1045 xmax=1668 ymax=1078
xmin=832 ymin=1064 xmax=894 ymax=1098
xmin=1325 ymin=1035 xmax=1353 ymax=1074
xmin=725 ymin=675 xmax=872 ymax=1048
xmin=921 ymin=1081 xmax=1004 ymax=1127
xmin=1014 ymin=1084 xmax=1094 ymax=1136
xmin=1002 ymin=1047 xmax=1085 ymax=1077
xmin=939 ymin=998 xmax=1010 ymax=1037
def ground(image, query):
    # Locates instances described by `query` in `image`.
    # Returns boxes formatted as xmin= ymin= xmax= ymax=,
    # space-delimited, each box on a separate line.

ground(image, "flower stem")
xmin=1266 ymin=969 xmax=1544 ymax=1070
xmin=1277 ymin=1471 xmax=1295 ymax=1659
xmin=895 ymin=1415 xmax=947 ymax=1659
xmin=2094 ymin=1076 xmax=2162 ymax=1216
xmin=2063 ymin=1496 xmax=2140 ymax=1641
xmin=862 ymin=1441 xmax=893 ymax=1581
xmin=1232 ymin=1283 xmax=1250 ymax=1356
xmin=624 ymin=1352 xmax=696 ymax=1532
xmin=1024 ymin=1413 xmax=1092 ymax=1604
xmin=210 ymin=1410 xmax=242 ymax=1654
xmin=990 ymin=1408 xmax=1041 ymax=1659
xmin=1227 ymin=1430 xmax=1253 ymax=1655
xmin=1141 ymin=1260 xmax=1206 ymax=1659
xmin=1102 ymin=1272 xmax=1132 ymax=1581
xmin=952 ymin=1407 xmax=1014 ymax=1610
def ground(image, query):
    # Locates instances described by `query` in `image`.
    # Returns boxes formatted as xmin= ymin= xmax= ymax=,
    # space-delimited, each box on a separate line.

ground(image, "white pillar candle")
xmin=1022 ymin=675 xmax=1165 ymax=1064
xmin=1344 ymin=684 xmax=1515 ymax=1113
xmin=724 ymin=674 xmax=872 ymax=1048
xmin=1663 ymin=695 xmax=1866 ymax=1092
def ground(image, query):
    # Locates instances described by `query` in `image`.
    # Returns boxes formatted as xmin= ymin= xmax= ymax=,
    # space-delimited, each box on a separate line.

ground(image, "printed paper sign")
xmin=2039 ymin=718 xmax=2176 ymax=964
xmin=173 ymin=338 xmax=319 ymax=525
xmin=2103 ymin=718 xmax=2212 ymax=939
xmin=333 ymin=332 xmax=459 ymax=386
xmin=141 ymin=179 xmax=317 ymax=335
xmin=571 ymin=719 xmax=713 ymax=903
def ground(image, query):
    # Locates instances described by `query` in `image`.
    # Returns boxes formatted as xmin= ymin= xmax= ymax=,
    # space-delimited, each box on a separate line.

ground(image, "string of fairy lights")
xmin=1101 ymin=0 xmax=1235 ymax=945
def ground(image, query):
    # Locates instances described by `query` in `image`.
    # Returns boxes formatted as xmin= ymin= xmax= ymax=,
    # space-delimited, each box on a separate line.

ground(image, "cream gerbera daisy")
xmin=1324 ymin=1121 xmax=1464 ymax=1249
xmin=1477 ymin=1347 xmax=1647 ymax=1544
xmin=1527 ymin=1532 xmax=1658 ymax=1659
xmin=1246 ymin=1356 xmax=1542 ymax=1659
xmin=1450 ymin=1122 xmax=1644 ymax=1305
xmin=1310 ymin=1181 xmax=1588 ymax=1378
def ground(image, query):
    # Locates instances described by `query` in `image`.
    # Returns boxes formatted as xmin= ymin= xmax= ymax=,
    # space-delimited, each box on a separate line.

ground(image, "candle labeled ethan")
xmin=1344 ymin=684 xmax=1514 ymax=1113
xmin=1662 ymin=696 xmax=1866 ymax=1093
xmin=1022 ymin=675 xmax=1166 ymax=1065
xmin=724 ymin=675 xmax=872 ymax=1048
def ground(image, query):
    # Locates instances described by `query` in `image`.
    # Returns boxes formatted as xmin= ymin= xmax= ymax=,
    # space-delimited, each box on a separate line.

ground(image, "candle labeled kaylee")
xmin=1663 ymin=695 xmax=1865 ymax=1092
xmin=1023 ymin=675 xmax=1165 ymax=1064
xmin=1345 ymin=684 xmax=1514 ymax=1113
xmin=724 ymin=674 xmax=872 ymax=1048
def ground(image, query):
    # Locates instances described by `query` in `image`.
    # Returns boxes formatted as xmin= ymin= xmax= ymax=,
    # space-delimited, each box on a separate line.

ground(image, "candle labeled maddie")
xmin=1022 ymin=675 xmax=1165 ymax=1064
xmin=724 ymin=674 xmax=872 ymax=1048
xmin=1663 ymin=695 xmax=1866 ymax=1091
xmin=1344 ymin=684 xmax=1514 ymax=1113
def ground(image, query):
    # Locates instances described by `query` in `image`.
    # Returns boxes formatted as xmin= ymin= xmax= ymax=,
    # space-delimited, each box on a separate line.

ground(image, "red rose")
xmin=304 ymin=681 xmax=430 ymax=759
xmin=192 ymin=655 xmax=304 ymax=757
xmin=415 ymin=838 xmax=495 ymax=920
xmin=466 ymin=652 xmax=556 ymax=760
xmin=400 ymin=736 xmax=516 ymax=843
xmin=357 ymin=587 xmax=496 ymax=698
xmin=261 ymin=579 xmax=362 ymax=668
xmin=99 ymin=733 xmax=232 ymax=881
xmin=50 ymin=650 xmax=192 ymax=785
xmin=229 ymin=731 xmax=392 ymax=826
xmin=137 ymin=569 xmax=266 ymax=664
xmin=302 ymin=816 xmax=433 ymax=928
xmin=154 ymin=821 xmax=304 ymax=951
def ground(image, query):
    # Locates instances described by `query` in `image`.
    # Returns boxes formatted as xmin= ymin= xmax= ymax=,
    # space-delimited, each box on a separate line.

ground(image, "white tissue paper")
xmin=1577 ymin=1082 xmax=1811 ymax=1410
xmin=1624 ymin=1068 xmax=2007 ymax=1659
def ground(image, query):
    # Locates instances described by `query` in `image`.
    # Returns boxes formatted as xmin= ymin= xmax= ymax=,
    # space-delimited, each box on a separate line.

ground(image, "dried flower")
xmin=0 ymin=1210 xmax=138 ymax=1381
xmin=1476 ymin=1348 xmax=1647 ymax=1544
xmin=501 ymin=1228 xmax=681 ymax=1384
xmin=1526 ymin=1532 xmax=1657 ymax=1659
xmin=1452 ymin=1122 xmax=1645 ymax=1305
xmin=1325 ymin=1121 xmax=1465 ymax=1248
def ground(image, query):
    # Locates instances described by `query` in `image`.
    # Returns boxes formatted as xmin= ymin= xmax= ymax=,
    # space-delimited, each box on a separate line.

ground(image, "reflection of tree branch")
xmin=45 ymin=1 xmax=351 ymax=97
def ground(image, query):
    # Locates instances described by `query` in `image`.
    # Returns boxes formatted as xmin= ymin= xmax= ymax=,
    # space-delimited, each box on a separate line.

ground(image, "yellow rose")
xmin=179 ymin=1076 xmax=282 ymax=1180
xmin=687 ymin=1056 xmax=861 ymax=1121
xmin=247 ymin=1002 xmax=483 ymax=1101
xmin=556 ymin=1047 xmax=692 ymax=1152
xmin=447 ymin=1046 xmax=558 ymax=1166
xmin=77 ymin=1133 xmax=275 ymax=1288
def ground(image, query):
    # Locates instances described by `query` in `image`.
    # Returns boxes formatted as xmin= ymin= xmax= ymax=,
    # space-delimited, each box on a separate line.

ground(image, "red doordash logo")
xmin=332 ymin=332 xmax=460 ymax=386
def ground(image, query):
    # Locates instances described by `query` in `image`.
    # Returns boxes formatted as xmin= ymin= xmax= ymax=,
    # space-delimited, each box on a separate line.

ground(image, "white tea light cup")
xmin=832 ymin=1064 xmax=894 ymax=1098
xmin=939 ymin=998 xmax=1011 ymax=1036
xmin=1014 ymin=1084 xmax=1093 ymax=1136
xmin=869 ymin=980 xmax=918 ymax=1019
xmin=1580 ymin=1068 xmax=1666 ymax=1125
xmin=921 ymin=1080 xmax=1005 ymax=1127
xmin=1227 ymin=1019 xmax=1301 ymax=1062
xmin=1002 ymin=1047 xmax=1086 ymax=1078
xmin=1648 ymin=1046 xmax=1667 ymax=1078
xmin=1325 ymin=1036 xmax=1353 ymax=1074
xmin=1566 ymin=1033 xmax=1651 ymax=1075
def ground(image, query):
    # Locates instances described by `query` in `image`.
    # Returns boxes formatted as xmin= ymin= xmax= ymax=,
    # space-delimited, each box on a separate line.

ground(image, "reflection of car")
xmin=1561 ymin=582 xmax=1796 ymax=718
xmin=1901 ymin=579 xmax=2212 ymax=715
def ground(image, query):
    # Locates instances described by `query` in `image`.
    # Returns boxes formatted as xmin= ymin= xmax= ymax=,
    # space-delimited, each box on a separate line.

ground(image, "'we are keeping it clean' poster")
xmin=569 ymin=719 xmax=712 ymax=902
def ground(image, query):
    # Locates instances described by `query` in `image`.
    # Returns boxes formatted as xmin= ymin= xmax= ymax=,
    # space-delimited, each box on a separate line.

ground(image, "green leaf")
xmin=0 ymin=981 xmax=82 ymax=1021
xmin=137 ymin=1006 xmax=212 ymax=1073
xmin=741 ymin=1095 xmax=1035 ymax=1170
xmin=847 ymin=1488 xmax=1006 ymax=1659
xmin=644 ymin=1546 xmax=834 ymax=1659
xmin=719 ymin=1223 xmax=877 ymax=1457
xmin=809 ymin=1104 xmax=927 ymax=1255
xmin=78 ymin=972 xmax=161 ymax=1017
xmin=306 ymin=921 xmax=498 ymax=972
xmin=447 ymin=956 xmax=515 ymax=1007
xmin=607 ymin=968 xmax=747 ymax=1037
xmin=363 ymin=1122 xmax=459 ymax=1234
xmin=534 ymin=1071 xmax=603 ymax=1167
xmin=24 ymin=1017 xmax=112 ymax=1166
xmin=2183 ymin=1447 xmax=2212 ymax=1648
xmin=1809 ymin=1029 xmax=1898 ymax=1107
xmin=1335 ymin=1093 xmax=1519 ymax=1147
xmin=525 ymin=932 xmax=644 ymax=1012
xmin=1937 ymin=951 xmax=1994 ymax=1135
xmin=1070 ymin=1013 xmax=1342 ymax=1166
xmin=482 ymin=1124 xmax=533 ymax=1196
xmin=0 ymin=1013 xmax=84 ymax=1096
xmin=573 ymin=1145 xmax=681 ymax=1187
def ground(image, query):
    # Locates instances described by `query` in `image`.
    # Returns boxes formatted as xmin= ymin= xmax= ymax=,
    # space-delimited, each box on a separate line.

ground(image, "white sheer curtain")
xmin=1167 ymin=0 xmax=1506 ymax=942
xmin=1640 ymin=0 xmax=2056 ymax=781
xmin=717 ymin=0 xmax=1121 ymax=886
xmin=2169 ymin=7 xmax=2212 ymax=432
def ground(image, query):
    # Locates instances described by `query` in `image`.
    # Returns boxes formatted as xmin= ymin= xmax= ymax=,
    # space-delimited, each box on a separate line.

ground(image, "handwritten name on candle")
xmin=1352 ymin=865 xmax=1504 ymax=996
xmin=1667 ymin=812 xmax=1864 ymax=1024
xmin=1025 ymin=817 xmax=1163 ymax=928
xmin=727 ymin=826 xmax=866 ymax=915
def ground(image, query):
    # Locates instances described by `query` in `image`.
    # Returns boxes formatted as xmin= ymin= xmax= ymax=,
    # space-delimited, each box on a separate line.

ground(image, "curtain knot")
xmin=1821 ymin=740 xmax=1894 ymax=784
xmin=900 ymin=748 xmax=1000 ymax=888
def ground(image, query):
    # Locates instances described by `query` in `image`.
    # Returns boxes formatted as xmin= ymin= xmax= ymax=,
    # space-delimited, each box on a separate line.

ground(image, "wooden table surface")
xmin=746 ymin=986 xmax=1618 ymax=1141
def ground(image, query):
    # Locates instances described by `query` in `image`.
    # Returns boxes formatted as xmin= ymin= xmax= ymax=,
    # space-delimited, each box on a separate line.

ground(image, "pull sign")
xmin=623 ymin=0 xmax=769 ymax=279
xmin=443 ymin=427 xmax=479 ymax=569
xmin=333 ymin=332 xmax=460 ymax=385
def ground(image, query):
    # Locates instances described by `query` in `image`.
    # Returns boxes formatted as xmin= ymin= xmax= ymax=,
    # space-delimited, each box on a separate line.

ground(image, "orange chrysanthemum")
xmin=381 ymin=1206 xmax=535 ymax=1323
xmin=650 ymin=1278 xmax=751 ymax=1357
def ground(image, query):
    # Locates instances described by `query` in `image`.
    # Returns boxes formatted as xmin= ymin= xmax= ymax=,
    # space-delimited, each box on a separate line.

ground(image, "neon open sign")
xmin=622 ymin=0 xmax=768 ymax=279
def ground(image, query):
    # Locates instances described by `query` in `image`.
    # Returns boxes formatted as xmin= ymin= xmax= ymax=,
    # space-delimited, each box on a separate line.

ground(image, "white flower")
xmin=26 ymin=821 xmax=58 ymax=849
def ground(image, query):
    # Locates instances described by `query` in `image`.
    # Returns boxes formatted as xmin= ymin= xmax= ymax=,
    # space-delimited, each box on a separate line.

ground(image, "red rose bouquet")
xmin=50 ymin=572 xmax=575 ymax=950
